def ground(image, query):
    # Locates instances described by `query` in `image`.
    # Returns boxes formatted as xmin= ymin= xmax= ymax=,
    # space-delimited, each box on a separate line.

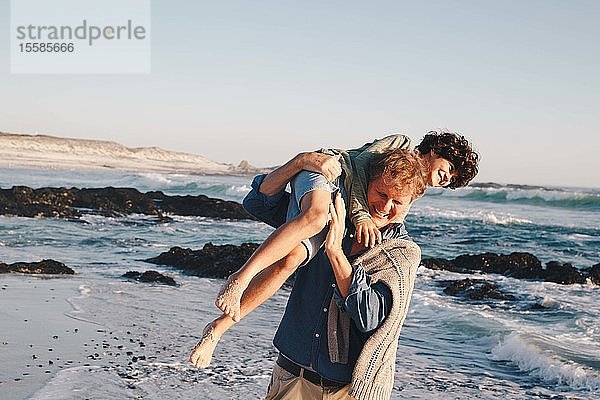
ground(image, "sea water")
xmin=0 ymin=167 xmax=598 ymax=399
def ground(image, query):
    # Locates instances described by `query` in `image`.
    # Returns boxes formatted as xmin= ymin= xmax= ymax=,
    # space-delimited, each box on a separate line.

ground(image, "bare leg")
xmin=190 ymin=244 xmax=306 ymax=368
xmin=215 ymin=189 xmax=330 ymax=321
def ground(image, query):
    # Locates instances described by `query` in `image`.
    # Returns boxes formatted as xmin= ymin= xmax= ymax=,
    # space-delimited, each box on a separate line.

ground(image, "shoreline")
xmin=0 ymin=156 xmax=258 ymax=178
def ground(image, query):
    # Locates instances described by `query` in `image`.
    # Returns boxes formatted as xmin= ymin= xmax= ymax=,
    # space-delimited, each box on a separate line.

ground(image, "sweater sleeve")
xmin=348 ymin=134 xmax=412 ymax=226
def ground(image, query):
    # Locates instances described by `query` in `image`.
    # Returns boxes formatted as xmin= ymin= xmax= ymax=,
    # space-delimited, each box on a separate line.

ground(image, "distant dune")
xmin=0 ymin=131 xmax=267 ymax=175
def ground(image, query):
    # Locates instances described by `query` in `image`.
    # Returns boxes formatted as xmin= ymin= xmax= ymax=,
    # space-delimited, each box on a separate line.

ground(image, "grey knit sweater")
xmin=348 ymin=239 xmax=421 ymax=400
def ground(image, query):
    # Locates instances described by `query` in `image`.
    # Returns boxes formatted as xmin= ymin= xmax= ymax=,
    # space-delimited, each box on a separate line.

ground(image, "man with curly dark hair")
xmin=415 ymin=130 xmax=479 ymax=189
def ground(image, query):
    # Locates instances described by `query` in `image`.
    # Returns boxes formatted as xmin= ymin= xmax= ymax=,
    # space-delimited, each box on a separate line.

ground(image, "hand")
xmin=325 ymin=193 xmax=346 ymax=256
xmin=355 ymin=218 xmax=382 ymax=248
xmin=296 ymin=152 xmax=342 ymax=182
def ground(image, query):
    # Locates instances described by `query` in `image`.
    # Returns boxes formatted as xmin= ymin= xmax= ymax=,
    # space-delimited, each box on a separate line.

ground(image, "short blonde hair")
xmin=369 ymin=149 xmax=428 ymax=200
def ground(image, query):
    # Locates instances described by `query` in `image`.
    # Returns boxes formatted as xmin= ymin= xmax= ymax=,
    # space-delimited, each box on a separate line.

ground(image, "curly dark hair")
xmin=415 ymin=131 xmax=479 ymax=189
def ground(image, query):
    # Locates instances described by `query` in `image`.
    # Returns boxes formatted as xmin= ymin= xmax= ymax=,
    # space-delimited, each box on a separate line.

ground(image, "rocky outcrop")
xmin=0 ymin=259 xmax=74 ymax=274
xmin=145 ymin=192 xmax=253 ymax=219
xmin=441 ymin=279 xmax=516 ymax=301
xmin=144 ymin=243 xmax=259 ymax=279
xmin=588 ymin=263 xmax=600 ymax=285
xmin=122 ymin=271 xmax=177 ymax=286
xmin=422 ymin=252 xmax=595 ymax=285
xmin=0 ymin=186 xmax=254 ymax=220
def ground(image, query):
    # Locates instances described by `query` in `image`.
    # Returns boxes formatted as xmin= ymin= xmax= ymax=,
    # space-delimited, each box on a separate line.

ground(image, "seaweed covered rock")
xmin=145 ymin=243 xmax=260 ymax=279
xmin=442 ymin=278 xmax=516 ymax=301
xmin=422 ymin=252 xmax=597 ymax=285
xmin=147 ymin=192 xmax=254 ymax=220
xmin=0 ymin=186 xmax=255 ymax=220
xmin=122 ymin=270 xmax=177 ymax=286
xmin=543 ymin=261 xmax=586 ymax=284
xmin=0 ymin=259 xmax=75 ymax=274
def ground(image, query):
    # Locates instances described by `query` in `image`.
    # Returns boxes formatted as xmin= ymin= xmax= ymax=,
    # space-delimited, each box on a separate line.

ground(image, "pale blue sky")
xmin=1 ymin=0 xmax=599 ymax=187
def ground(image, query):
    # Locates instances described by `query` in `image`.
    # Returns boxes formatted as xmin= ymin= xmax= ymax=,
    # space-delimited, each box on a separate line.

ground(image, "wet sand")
xmin=0 ymin=273 xmax=279 ymax=399
xmin=0 ymin=276 xmax=109 ymax=399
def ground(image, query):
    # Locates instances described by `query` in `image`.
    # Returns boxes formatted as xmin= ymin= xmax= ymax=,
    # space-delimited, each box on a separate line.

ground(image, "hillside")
xmin=0 ymin=132 xmax=263 ymax=175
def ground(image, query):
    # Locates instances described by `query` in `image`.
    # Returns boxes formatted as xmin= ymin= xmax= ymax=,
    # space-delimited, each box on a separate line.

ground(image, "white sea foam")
xmin=491 ymin=333 xmax=600 ymax=391
xmin=413 ymin=206 xmax=532 ymax=225
xmin=78 ymin=285 xmax=92 ymax=296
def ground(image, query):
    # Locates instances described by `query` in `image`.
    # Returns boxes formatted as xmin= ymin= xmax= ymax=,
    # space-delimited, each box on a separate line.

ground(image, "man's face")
xmin=427 ymin=152 xmax=455 ymax=187
xmin=366 ymin=174 xmax=414 ymax=228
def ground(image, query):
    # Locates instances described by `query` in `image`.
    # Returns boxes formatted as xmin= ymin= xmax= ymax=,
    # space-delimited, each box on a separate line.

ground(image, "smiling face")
xmin=425 ymin=151 xmax=455 ymax=187
xmin=366 ymin=174 xmax=414 ymax=228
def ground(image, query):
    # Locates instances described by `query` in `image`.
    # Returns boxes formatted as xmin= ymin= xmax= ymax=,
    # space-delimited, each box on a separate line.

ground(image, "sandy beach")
xmin=0 ymin=271 xmax=280 ymax=400
xmin=0 ymin=276 xmax=111 ymax=399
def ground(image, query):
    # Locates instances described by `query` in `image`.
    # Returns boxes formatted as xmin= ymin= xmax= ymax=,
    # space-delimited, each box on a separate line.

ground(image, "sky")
xmin=1 ymin=0 xmax=599 ymax=188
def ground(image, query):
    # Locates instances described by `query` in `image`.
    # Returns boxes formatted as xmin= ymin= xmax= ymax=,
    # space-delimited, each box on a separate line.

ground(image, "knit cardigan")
xmin=348 ymin=238 xmax=421 ymax=400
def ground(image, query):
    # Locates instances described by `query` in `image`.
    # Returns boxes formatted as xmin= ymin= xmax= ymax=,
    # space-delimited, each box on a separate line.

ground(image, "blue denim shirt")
xmin=243 ymin=174 xmax=411 ymax=383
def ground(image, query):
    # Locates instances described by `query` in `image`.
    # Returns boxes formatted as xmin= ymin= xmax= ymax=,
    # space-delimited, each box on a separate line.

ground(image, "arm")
xmin=260 ymin=152 xmax=342 ymax=196
xmin=325 ymin=194 xmax=392 ymax=332
xmin=325 ymin=193 xmax=353 ymax=297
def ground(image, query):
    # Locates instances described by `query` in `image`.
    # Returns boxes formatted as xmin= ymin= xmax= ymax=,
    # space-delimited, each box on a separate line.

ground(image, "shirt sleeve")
xmin=242 ymin=174 xmax=290 ymax=229
xmin=333 ymin=265 xmax=392 ymax=333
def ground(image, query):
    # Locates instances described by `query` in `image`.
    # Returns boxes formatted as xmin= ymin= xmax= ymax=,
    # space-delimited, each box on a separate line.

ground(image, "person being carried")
xmin=214 ymin=131 xmax=478 ymax=321
xmin=189 ymin=131 xmax=479 ymax=369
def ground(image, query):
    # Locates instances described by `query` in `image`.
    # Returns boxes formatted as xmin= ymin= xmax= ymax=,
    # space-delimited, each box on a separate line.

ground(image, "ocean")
xmin=0 ymin=166 xmax=599 ymax=399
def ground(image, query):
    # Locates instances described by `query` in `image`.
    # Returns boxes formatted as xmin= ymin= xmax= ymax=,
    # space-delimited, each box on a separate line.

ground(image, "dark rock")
xmin=544 ymin=261 xmax=586 ymax=284
xmin=122 ymin=270 xmax=177 ymax=286
xmin=588 ymin=263 xmax=600 ymax=285
xmin=1 ymin=259 xmax=75 ymax=274
xmin=71 ymin=187 xmax=158 ymax=217
xmin=0 ymin=186 xmax=77 ymax=218
xmin=145 ymin=243 xmax=260 ymax=279
xmin=453 ymin=252 xmax=542 ymax=276
xmin=442 ymin=278 xmax=516 ymax=301
xmin=420 ymin=258 xmax=461 ymax=272
xmin=0 ymin=186 xmax=255 ymax=220
xmin=147 ymin=192 xmax=254 ymax=220
xmin=422 ymin=252 xmax=597 ymax=285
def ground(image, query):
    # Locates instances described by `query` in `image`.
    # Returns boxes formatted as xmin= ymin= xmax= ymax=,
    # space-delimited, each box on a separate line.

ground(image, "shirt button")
xmin=323 ymin=308 xmax=327 ymax=312
xmin=331 ymin=283 xmax=336 ymax=288
xmin=315 ymin=333 xmax=320 ymax=338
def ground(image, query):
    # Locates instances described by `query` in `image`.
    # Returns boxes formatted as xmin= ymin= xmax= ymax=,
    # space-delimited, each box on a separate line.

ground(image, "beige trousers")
xmin=264 ymin=363 xmax=353 ymax=400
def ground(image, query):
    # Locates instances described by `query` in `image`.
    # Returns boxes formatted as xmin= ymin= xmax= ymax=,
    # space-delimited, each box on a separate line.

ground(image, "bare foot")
xmin=215 ymin=276 xmax=245 ymax=321
xmin=189 ymin=322 xmax=221 ymax=368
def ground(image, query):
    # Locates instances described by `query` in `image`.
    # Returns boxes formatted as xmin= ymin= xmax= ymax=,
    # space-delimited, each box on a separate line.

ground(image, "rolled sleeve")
xmin=242 ymin=174 xmax=290 ymax=228
xmin=334 ymin=265 xmax=392 ymax=333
